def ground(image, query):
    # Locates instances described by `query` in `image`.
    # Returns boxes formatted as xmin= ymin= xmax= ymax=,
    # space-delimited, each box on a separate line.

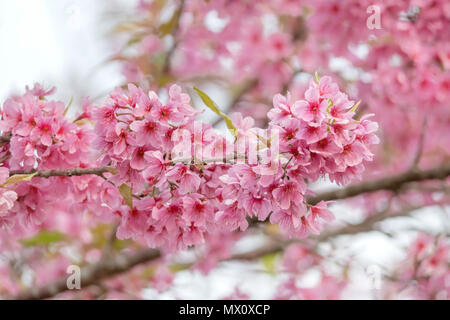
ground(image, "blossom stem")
xmin=9 ymin=167 xmax=110 ymax=178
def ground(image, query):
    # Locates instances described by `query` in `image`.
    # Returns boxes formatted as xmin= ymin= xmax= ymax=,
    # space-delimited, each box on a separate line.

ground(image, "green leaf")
xmin=63 ymin=96 xmax=74 ymax=117
xmin=170 ymin=263 xmax=191 ymax=273
xmin=314 ymin=71 xmax=320 ymax=84
xmin=113 ymin=238 xmax=132 ymax=251
xmin=21 ymin=231 xmax=65 ymax=247
xmin=2 ymin=172 xmax=38 ymax=187
xmin=119 ymin=184 xmax=133 ymax=210
xmin=157 ymin=74 xmax=175 ymax=87
xmin=349 ymin=100 xmax=362 ymax=113
xmin=193 ymin=87 xmax=237 ymax=137
xmin=261 ymin=253 xmax=279 ymax=274
xmin=142 ymin=266 xmax=156 ymax=279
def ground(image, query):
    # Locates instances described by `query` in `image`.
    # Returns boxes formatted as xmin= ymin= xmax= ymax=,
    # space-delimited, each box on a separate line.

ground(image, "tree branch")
xmin=307 ymin=165 xmax=450 ymax=205
xmin=230 ymin=205 xmax=422 ymax=260
xmin=9 ymin=167 xmax=110 ymax=178
xmin=161 ymin=0 xmax=185 ymax=76
xmin=13 ymin=249 xmax=161 ymax=300
xmin=0 ymin=133 xmax=11 ymax=145
xmin=11 ymin=204 xmax=424 ymax=300
xmin=7 ymin=163 xmax=450 ymax=206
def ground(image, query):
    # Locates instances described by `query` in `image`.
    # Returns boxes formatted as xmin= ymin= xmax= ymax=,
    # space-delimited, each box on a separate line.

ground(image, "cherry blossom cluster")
xmin=217 ymin=76 xmax=379 ymax=237
xmin=384 ymin=234 xmax=449 ymax=299
xmin=90 ymin=76 xmax=378 ymax=249
xmin=0 ymin=84 xmax=93 ymax=171
xmin=0 ymin=85 xmax=120 ymax=235
xmin=123 ymin=0 xmax=450 ymax=177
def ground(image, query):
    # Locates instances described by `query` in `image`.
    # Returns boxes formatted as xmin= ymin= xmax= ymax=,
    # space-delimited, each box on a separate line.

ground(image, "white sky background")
xmin=0 ymin=1 xmax=447 ymax=300
xmin=0 ymin=0 xmax=131 ymax=106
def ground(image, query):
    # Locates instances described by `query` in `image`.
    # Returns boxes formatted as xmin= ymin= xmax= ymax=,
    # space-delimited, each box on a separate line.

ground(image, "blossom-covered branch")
xmin=9 ymin=167 xmax=110 ymax=178
xmin=6 ymin=163 xmax=449 ymax=204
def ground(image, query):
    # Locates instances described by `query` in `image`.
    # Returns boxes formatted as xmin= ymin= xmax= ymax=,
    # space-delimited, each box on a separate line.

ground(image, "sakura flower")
xmin=168 ymin=84 xmax=197 ymax=117
xmin=216 ymin=202 xmax=248 ymax=231
xmin=230 ymin=112 xmax=255 ymax=137
xmin=149 ymin=204 xmax=176 ymax=236
xmin=93 ymin=103 xmax=117 ymax=135
xmin=299 ymin=122 xmax=328 ymax=144
xmin=240 ymin=192 xmax=272 ymax=221
xmin=130 ymin=146 xmax=153 ymax=170
xmin=105 ymin=122 xmax=132 ymax=156
xmin=277 ymin=118 xmax=302 ymax=147
xmin=0 ymin=99 xmax=22 ymax=132
xmin=0 ymin=168 xmax=17 ymax=217
xmin=317 ymin=76 xmax=339 ymax=98
xmin=270 ymin=203 xmax=307 ymax=234
xmin=150 ymin=103 xmax=183 ymax=124
xmin=30 ymin=116 xmax=55 ymax=146
xmin=129 ymin=117 xmax=164 ymax=147
xmin=25 ymin=83 xmax=56 ymax=99
xmin=292 ymin=87 xmax=328 ymax=124
xmin=150 ymin=265 xmax=173 ymax=293
xmin=142 ymin=150 xmax=166 ymax=178
xmin=272 ymin=180 xmax=305 ymax=210
xmin=183 ymin=195 xmax=214 ymax=227
xmin=181 ymin=221 xmax=205 ymax=248
xmin=334 ymin=141 xmax=367 ymax=169
xmin=267 ymin=93 xmax=293 ymax=123
xmin=0 ymin=167 xmax=9 ymax=184
xmin=166 ymin=163 xmax=201 ymax=195
xmin=266 ymin=32 xmax=292 ymax=60
xmin=309 ymin=136 xmax=343 ymax=156
xmin=306 ymin=201 xmax=335 ymax=234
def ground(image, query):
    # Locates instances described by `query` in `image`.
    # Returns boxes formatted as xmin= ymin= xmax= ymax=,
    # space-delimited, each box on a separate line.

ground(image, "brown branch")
xmin=161 ymin=0 xmax=185 ymax=76
xmin=13 ymin=249 xmax=161 ymax=300
xmin=11 ymin=204 xmax=423 ymax=300
xmin=307 ymin=165 xmax=450 ymax=205
xmin=0 ymin=133 xmax=11 ymax=144
xmin=231 ymin=205 xmax=422 ymax=260
xmin=9 ymin=167 xmax=110 ymax=178
xmin=315 ymin=207 xmax=413 ymax=241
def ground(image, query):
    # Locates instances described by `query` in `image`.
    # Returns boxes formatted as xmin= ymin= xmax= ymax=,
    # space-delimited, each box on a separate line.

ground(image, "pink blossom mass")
xmin=0 ymin=0 xmax=448 ymax=302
